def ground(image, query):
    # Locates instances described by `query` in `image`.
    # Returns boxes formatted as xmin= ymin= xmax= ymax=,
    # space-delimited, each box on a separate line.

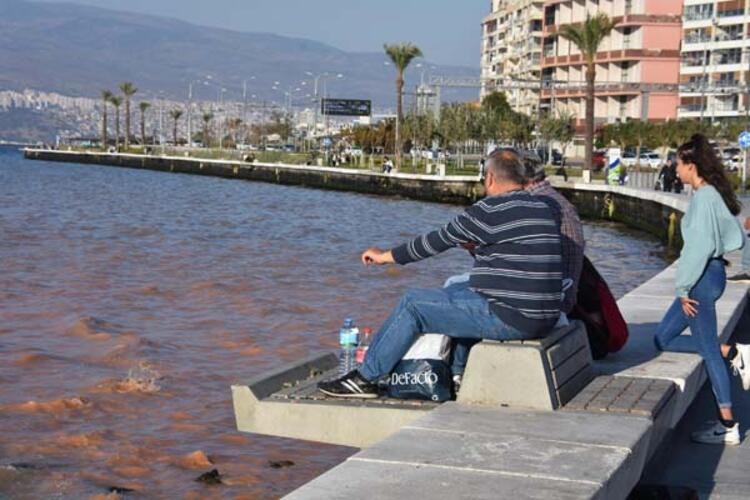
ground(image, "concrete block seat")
xmin=458 ymin=320 xmax=594 ymax=410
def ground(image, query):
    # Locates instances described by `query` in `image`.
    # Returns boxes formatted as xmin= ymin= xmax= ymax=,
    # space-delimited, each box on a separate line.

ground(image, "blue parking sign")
xmin=739 ymin=130 xmax=750 ymax=149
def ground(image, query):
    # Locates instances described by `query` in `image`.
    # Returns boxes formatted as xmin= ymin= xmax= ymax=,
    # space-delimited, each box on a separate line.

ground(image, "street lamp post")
xmin=304 ymin=72 xmax=343 ymax=139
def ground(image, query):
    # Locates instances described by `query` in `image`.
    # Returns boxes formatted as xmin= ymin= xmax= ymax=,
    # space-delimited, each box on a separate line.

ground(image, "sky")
xmin=36 ymin=0 xmax=488 ymax=67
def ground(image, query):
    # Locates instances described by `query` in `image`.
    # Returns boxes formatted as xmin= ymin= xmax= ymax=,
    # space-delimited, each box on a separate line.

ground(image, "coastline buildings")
xmin=481 ymin=0 xmax=688 ymax=154
xmin=679 ymin=0 xmax=750 ymax=121
xmin=540 ymin=0 xmax=683 ymax=154
xmin=481 ymin=0 xmax=545 ymax=116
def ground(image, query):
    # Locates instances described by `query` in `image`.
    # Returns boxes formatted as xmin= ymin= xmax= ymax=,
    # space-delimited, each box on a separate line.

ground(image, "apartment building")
xmin=679 ymin=0 xmax=750 ymax=120
xmin=481 ymin=0 xmax=545 ymax=116
xmin=540 ymin=0 xmax=682 ymax=153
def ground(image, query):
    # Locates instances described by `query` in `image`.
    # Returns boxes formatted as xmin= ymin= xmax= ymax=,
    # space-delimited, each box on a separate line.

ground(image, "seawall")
xmin=23 ymin=149 xmax=684 ymax=249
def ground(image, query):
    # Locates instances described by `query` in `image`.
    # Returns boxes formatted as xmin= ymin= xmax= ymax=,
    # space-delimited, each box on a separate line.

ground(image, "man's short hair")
xmin=485 ymin=148 xmax=526 ymax=185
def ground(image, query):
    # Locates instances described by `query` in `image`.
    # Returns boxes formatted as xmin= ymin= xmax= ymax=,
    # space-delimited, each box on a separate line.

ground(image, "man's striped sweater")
xmin=390 ymin=190 xmax=563 ymax=336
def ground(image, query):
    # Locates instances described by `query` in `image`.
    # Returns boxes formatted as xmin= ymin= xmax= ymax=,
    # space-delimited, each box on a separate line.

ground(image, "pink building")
xmin=541 ymin=0 xmax=683 ymax=146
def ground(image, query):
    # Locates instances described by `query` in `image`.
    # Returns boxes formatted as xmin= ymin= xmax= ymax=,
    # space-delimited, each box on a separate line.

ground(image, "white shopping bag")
xmin=402 ymin=333 xmax=451 ymax=361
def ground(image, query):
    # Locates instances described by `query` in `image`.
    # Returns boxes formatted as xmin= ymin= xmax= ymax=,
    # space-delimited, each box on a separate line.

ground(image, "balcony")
xmin=679 ymin=104 xmax=706 ymax=113
xmin=680 ymin=58 xmax=706 ymax=68
xmin=717 ymin=9 xmax=746 ymax=19
xmin=715 ymin=31 xmax=744 ymax=41
xmin=683 ymin=13 xmax=714 ymax=22
xmin=684 ymin=34 xmax=712 ymax=44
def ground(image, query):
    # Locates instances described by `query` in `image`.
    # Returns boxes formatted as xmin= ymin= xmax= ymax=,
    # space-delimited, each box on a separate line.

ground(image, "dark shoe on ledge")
xmin=727 ymin=272 xmax=750 ymax=283
xmin=318 ymin=370 xmax=379 ymax=398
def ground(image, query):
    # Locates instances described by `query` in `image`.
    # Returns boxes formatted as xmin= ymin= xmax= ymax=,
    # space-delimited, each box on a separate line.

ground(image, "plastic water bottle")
xmin=356 ymin=327 xmax=373 ymax=366
xmin=338 ymin=318 xmax=360 ymax=375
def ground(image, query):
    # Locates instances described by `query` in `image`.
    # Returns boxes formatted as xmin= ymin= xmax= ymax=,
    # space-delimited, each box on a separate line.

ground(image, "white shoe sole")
xmin=318 ymin=388 xmax=378 ymax=399
xmin=691 ymin=435 xmax=740 ymax=446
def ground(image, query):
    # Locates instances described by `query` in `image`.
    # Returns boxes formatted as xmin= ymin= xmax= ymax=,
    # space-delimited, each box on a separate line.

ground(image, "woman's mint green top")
xmin=676 ymin=185 xmax=743 ymax=297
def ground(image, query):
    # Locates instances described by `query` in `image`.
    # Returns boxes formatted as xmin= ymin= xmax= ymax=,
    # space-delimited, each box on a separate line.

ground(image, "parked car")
xmin=621 ymin=150 xmax=660 ymax=169
xmin=592 ymin=150 xmax=606 ymax=172
xmin=642 ymin=152 xmax=661 ymax=169
xmin=621 ymin=150 xmax=637 ymax=167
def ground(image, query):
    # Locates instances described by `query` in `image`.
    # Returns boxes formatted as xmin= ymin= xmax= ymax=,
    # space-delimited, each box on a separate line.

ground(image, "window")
xmin=684 ymin=4 xmax=714 ymax=21
xmin=716 ymin=48 xmax=742 ymax=65
xmin=623 ymin=27 xmax=632 ymax=49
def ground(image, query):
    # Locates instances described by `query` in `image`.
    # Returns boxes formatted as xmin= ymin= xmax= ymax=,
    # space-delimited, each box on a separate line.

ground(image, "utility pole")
xmin=187 ymin=83 xmax=193 ymax=148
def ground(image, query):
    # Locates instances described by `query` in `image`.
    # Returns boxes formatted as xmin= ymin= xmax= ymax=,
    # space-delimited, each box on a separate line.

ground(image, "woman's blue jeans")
xmin=359 ymin=284 xmax=532 ymax=381
xmin=654 ymin=258 xmax=731 ymax=408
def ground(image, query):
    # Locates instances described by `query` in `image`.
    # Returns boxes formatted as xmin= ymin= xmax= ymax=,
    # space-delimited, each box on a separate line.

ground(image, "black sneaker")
xmin=318 ymin=371 xmax=379 ymax=399
xmin=727 ymin=272 xmax=750 ymax=283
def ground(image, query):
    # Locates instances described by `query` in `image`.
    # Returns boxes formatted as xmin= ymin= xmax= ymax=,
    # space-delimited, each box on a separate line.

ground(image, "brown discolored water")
xmin=0 ymin=147 xmax=668 ymax=498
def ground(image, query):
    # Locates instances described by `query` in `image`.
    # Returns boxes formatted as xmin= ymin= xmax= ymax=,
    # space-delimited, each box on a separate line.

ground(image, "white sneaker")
xmin=690 ymin=420 xmax=740 ymax=445
xmin=730 ymin=343 xmax=750 ymax=391
xmin=452 ymin=374 xmax=463 ymax=393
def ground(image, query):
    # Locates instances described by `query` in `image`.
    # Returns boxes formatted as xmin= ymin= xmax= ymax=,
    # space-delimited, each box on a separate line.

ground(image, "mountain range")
xmin=0 ymin=0 xmax=479 ymax=107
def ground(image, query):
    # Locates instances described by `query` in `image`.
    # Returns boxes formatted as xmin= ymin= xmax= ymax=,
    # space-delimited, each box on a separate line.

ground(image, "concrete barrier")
xmin=458 ymin=321 xmax=593 ymax=410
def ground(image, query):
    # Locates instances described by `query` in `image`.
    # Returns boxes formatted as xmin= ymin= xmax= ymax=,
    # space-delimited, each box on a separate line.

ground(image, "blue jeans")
xmin=654 ymin=258 xmax=731 ymax=408
xmin=741 ymin=233 xmax=750 ymax=272
xmin=359 ymin=284 xmax=532 ymax=381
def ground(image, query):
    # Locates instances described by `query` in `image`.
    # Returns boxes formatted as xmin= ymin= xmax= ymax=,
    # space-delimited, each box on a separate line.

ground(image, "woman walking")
xmin=655 ymin=133 xmax=750 ymax=445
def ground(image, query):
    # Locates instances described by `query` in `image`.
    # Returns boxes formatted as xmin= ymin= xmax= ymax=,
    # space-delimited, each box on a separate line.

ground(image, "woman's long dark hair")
xmin=677 ymin=133 xmax=741 ymax=215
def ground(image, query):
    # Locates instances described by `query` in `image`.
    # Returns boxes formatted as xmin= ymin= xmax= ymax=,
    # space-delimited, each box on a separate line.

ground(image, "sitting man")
xmin=318 ymin=148 xmax=563 ymax=398
xmin=449 ymin=153 xmax=584 ymax=381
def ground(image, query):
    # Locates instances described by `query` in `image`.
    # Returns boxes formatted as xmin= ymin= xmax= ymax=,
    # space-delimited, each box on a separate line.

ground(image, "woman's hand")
xmin=681 ymin=297 xmax=699 ymax=317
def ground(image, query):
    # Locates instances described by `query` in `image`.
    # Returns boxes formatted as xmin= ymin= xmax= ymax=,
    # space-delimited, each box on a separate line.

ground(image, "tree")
xmin=109 ymin=95 xmax=123 ymax=150
xmin=507 ymin=112 xmax=535 ymax=147
xmin=119 ymin=82 xmax=138 ymax=149
xmin=559 ymin=12 xmax=617 ymax=173
xmin=627 ymin=120 xmax=659 ymax=169
xmin=169 ymin=108 xmax=183 ymax=146
xmin=384 ymin=42 xmax=423 ymax=169
xmin=481 ymin=91 xmax=512 ymax=116
xmin=100 ymin=90 xmax=112 ymax=148
xmin=201 ymin=111 xmax=213 ymax=148
xmin=138 ymin=102 xmax=151 ymax=146
xmin=539 ymin=110 xmax=575 ymax=161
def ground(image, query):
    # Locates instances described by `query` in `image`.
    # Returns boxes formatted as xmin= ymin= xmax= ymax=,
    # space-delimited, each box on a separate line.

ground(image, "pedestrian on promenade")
xmin=653 ymin=133 xmax=750 ymax=445
xmin=727 ymin=216 xmax=750 ymax=283
xmin=317 ymin=148 xmax=563 ymax=398
xmin=658 ymin=158 xmax=676 ymax=192
xmin=607 ymin=158 xmax=622 ymax=185
xmin=382 ymin=157 xmax=393 ymax=174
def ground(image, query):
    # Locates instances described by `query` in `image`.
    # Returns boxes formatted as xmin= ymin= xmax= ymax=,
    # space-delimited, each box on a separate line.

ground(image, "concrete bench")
xmin=458 ymin=320 xmax=594 ymax=410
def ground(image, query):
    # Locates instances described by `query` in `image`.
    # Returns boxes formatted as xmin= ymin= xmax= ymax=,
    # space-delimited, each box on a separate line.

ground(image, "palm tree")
xmin=109 ymin=95 xmax=123 ymax=150
xmin=100 ymin=90 xmax=113 ymax=149
xmin=119 ymin=82 xmax=138 ymax=149
xmin=201 ymin=111 xmax=213 ymax=148
xmin=139 ymin=102 xmax=151 ymax=147
xmin=384 ymin=42 xmax=423 ymax=169
xmin=169 ymin=108 xmax=184 ymax=146
xmin=559 ymin=13 xmax=617 ymax=175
